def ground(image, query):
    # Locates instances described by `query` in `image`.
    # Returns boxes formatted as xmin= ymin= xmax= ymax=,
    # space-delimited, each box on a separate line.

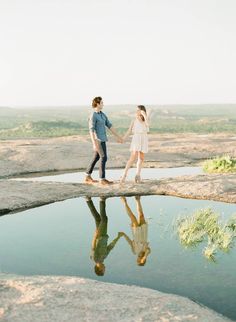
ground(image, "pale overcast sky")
xmin=0 ymin=0 xmax=235 ymax=106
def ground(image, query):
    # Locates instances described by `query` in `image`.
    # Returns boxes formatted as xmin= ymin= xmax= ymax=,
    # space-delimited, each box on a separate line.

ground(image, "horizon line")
xmin=1 ymin=102 xmax=236 ymax=109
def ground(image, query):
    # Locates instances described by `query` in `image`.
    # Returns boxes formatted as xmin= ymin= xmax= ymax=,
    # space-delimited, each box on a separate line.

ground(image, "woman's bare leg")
xmin=135 ymin=196 xmax=146 ymax=225
xmin=120 ymin=197 xmax=138 ymax=227
xmin=136 ymin=152 xmax=145 ymax=177
xmin=120 ymin=152 xmax=138 ymax=182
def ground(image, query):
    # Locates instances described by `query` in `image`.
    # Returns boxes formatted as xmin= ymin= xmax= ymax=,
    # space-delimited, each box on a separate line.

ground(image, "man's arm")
xmin=91 ymin=231 xmax=98 ymax=250
xmin=89 ymin=131 xmax=100 ymax=151
xmin=107 ymin=233 xmax=123 ymax=253
xmin=89 ymin=113 xmax=99 ymax=151
xmin=105 ymin=114 xmax=123 ymax=143
xmin=108 ymin=127 xmax=123 ymax=143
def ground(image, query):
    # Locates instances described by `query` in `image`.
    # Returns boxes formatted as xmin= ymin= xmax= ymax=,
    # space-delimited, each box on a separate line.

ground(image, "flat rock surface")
xmin=1 ymin=133 xmax=236 ymax=178
xmin=0 ymin=173 xmax=235 ymax=215
xmin=0 ymin=274 xmax=230 ymax=322
xmin=0 ymin=134 xmax=235 ymax=322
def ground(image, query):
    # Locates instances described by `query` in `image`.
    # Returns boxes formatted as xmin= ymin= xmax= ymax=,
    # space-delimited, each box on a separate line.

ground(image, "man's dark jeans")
xmin=86 ymin=141 xmax=107 ymax=179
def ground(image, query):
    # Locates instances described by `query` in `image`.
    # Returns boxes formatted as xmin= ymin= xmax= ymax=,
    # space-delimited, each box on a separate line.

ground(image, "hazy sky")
xmin=0 ymin=0 xmax=235 ymax=106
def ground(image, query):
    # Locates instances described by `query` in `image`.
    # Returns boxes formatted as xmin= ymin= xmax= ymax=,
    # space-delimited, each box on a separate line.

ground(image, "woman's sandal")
xmin=120 ymin=175 xmax=127 ymax=184
xmin=134 ymin=174 xmax=141 ymax=183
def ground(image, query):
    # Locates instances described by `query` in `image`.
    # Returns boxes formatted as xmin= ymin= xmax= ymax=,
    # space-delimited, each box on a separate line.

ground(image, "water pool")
xmin=0 ymin=195 xmax=235 ymax=320
xmin=11 ymin=166 xmax=203 ymax=183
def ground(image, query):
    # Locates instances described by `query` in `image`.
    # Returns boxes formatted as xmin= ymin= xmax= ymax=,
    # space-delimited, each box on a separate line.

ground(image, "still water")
xmin=10 ymin=166 xmax=203 ymax=182
xmin=0 ymin=195 xmax=235 ymax=320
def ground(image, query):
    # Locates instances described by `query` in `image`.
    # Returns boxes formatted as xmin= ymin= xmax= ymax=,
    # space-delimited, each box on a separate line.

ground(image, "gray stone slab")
xmin=0 ymin=274 xmax=231 ymax=322
xmin=0 ymin=173 xmax=235 ymax=216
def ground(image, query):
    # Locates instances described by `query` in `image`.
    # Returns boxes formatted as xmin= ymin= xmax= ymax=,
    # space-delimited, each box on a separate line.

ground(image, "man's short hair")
xmin=92 ymin=97 xmax=102 ymax=108
xmin=94 ymin=264 xmax=105 ymax=276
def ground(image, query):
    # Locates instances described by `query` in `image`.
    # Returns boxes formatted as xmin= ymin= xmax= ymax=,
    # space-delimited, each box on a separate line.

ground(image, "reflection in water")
xmin=85 ymin=197 xmax=235 ymax=272
xmin=86 ymin=197 xmax=123 ymax=276
xmin=85 ymin=195 xmax=151 ymax=276
xmin=120 ymin=196 xmax=151 ymax=266
xmin=1 ymin=195 xmax=235 ymax=319
xmin=176 ymin=208 xmax=236 ymax=262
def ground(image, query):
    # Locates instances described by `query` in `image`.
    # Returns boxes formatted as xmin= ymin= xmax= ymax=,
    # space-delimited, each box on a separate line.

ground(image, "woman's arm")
xmin=120 ymin=232 xmax=135 ymax=253
xmin=123 ymin=120 xmax=134 ymax=142
xmin=140 ymin=111 xmax=149 ymax=129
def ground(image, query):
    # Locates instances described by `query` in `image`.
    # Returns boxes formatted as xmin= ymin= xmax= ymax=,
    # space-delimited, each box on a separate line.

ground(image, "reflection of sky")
xmin=0 ymin=0 xmax=236 ymax=105
xmin=11 ymin=166 xmax=203 ymax=183
xmin=0 ymin=195 xmax=235 ymax=319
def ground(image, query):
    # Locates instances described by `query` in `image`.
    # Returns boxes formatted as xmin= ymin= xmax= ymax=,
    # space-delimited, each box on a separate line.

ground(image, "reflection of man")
xmin=86 ymin=197 xmax=123 ymax=276
xmin=120 ymin=196 xmax=151 ymax=266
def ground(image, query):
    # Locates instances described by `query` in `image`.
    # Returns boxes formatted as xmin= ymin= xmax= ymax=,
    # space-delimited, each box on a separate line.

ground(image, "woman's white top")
xmin=131 ymin=223 xmax=149 ymax=255
xmin=130 ymin=119 xmax=149 ymax=153
xmin=132 ymin=118 xmax=149 ymax=134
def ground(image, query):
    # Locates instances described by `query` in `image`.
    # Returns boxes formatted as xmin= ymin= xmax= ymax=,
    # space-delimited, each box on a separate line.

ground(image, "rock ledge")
xmin=0 ymin=274 xmax=231 ymax=322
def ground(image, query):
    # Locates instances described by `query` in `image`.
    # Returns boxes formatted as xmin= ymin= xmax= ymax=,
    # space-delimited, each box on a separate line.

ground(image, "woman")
xmin=120 ymin=105 xmax=149 ymax=183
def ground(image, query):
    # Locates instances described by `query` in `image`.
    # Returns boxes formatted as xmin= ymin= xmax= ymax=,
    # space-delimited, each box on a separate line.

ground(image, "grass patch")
xmin=0 ymin=121 xmax=87 ymax=138
xmin=176 ymin=208 xmax=236 ymax=262
xmin=203 ymin=155 xmax=236 ymax=173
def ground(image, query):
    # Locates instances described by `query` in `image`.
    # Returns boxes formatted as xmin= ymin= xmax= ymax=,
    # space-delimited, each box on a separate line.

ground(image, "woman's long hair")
xmin=137 ymin=105 xmax=146 ymax=121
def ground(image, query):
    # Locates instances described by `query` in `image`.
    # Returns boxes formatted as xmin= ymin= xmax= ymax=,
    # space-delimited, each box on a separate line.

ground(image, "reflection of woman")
xmin=86 ymin=197 xmax=123 ymax=276
xmin=120 ymin=196 xmax=151 ymax=266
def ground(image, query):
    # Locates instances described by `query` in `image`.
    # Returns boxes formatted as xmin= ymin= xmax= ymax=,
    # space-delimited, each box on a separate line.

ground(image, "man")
xmin=84 ymin=96 xmax=122 ymax=185
xmin=86 ymin=196 xmax=123 ymax=276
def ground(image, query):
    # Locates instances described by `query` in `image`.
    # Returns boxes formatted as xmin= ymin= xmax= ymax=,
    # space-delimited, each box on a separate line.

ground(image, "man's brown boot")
xmin=84 ymin=175 xmax=98 ymax=184
xmin=100 ymin=179 xmax=114 ymax=185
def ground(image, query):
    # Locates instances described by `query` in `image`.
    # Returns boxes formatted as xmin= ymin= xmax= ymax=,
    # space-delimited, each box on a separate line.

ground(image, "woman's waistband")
xmin=132 ymin=132 xmax=148 ymax=134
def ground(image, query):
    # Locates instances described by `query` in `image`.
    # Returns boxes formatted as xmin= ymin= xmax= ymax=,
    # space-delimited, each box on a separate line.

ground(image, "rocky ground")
xmin=0 ymin=133 xmax=236 ymax=178
xmin=0 ymin=274 xmax=231 ymax=322
xmin=0 ymin=133 xmax=235 ymax=214
xmin=0 ymin=133 xmax=235 ymax=322
xmin=0 ymin=173 xmax=235 ymax=216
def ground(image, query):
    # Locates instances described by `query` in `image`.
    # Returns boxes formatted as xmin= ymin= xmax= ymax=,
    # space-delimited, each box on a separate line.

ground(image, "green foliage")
xmin=176 ymin=208 xmax=236 ymax=262
xmin=0 ymin=104 xmax=236 ymax=139
xmin=203 ymin=156 xmax=236 ymax=173
xmin=0 ymin=121 xmax=87 ymax=138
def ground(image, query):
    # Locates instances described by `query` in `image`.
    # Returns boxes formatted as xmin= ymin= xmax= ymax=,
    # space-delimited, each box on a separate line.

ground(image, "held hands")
xmin=122 ymin=136 xmax=126 ymax=143
xmin=116 ymin=134 xmax=128 ymax=143
xmin=116 ymin=136 xmax=124 ymax=144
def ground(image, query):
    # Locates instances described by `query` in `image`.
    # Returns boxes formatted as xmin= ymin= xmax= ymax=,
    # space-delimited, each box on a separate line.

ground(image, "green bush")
xmin=176 ymin=208 xmax=236 ymax=262
xmin=203 ymin=156 xmax=236 ymax=173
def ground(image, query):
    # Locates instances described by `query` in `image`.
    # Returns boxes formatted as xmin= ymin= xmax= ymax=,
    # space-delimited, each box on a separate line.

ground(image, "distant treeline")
xmin=0 ymin=105 xmax=235 ymax=139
